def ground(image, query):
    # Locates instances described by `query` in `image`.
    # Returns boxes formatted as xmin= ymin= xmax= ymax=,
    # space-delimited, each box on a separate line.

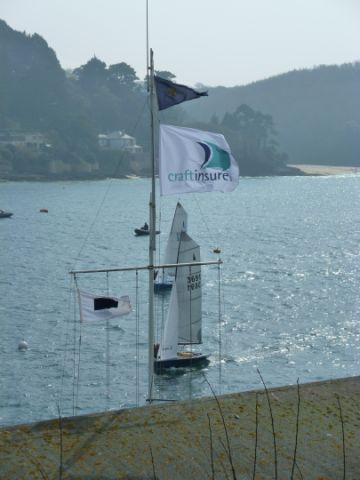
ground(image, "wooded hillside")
xmin=184 ymin=63 xmax=360 ymax=166
xmin=1 ymin=18 xmax=356 ymax=179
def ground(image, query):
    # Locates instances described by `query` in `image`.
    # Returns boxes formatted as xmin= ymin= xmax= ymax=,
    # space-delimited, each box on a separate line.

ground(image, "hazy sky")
xmin=1 ymin=0 xmax=359 ymax=87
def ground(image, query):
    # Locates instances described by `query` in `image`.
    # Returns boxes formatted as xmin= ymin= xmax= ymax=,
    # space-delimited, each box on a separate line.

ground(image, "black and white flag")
xmin=78 ymin=290 xmax=131 ymax=322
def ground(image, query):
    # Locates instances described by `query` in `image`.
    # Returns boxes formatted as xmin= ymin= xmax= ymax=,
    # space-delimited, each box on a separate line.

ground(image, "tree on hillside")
xmin=217 ymin=104 xmax=288 ymax=175
xmin=108 ymin=62 xmax=138 ymax=86
xmin=155 ymin=70 xmax=176 ymax=81
xmin=222 ymin=104 xmax=276 ymax=153
xmin=183 ymin=62 xmax=360 ymax=167
xmin=74 ymin=56 xmax=107 ymax=90
xmin=107 ymin=62 xmax=139 ymax=98
xmin=0 ymin=23 xmax=66 ymax=130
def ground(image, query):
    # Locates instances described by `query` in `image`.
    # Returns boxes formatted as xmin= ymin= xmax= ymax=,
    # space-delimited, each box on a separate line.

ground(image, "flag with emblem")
xmin=154 ymin=76 xmax=208 ymax=111
xmin=159 ymin=124 xmax=239 ymax=195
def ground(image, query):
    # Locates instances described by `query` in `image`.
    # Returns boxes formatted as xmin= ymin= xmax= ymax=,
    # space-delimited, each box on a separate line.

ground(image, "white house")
xmin=0 ymin=132 xmax=48 ymax=150
xmin=98 ymin=131 xmax=143 ymax=153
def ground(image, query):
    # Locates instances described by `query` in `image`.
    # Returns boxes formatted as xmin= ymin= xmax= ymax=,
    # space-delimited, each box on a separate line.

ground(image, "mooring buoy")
xmin=18 ymin=340 xmax=29 ymax=351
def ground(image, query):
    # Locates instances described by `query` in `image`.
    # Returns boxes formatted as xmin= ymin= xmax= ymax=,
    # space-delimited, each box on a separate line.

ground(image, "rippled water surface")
xmin=1 ymin=175 xmax=360 ymax=426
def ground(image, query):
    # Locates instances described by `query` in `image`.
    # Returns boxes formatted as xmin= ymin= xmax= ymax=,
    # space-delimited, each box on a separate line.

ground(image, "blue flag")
xmin=154 ymin=76 xmax=208 ymax=111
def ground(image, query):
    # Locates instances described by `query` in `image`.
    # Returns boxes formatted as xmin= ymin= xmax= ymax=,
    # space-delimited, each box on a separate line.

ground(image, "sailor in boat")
xmin=134 ymin=221 xmax=160 ymax=236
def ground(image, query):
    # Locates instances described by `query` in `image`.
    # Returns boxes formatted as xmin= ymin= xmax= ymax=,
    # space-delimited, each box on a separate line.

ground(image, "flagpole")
xmin=146 ymin=0 xmax=149 ymax=92
xmin=147 ymin=48 xmax=156 ymax=403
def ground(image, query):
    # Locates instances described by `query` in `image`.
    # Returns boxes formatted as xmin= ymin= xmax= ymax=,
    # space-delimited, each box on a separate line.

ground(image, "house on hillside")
xmin=98 ymin=131 xmax=143 ymax=153
xmin=0 ymin=131 xmax=48 ymax=150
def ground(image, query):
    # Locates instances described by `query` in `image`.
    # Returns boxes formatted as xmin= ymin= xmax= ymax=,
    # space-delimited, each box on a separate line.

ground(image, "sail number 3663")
xmin=187 ymin=273 xmax=201 ymax=291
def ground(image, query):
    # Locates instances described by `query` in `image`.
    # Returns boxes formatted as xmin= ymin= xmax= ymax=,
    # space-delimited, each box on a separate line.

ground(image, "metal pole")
xmin=69 ymin=260 xmax=222 ymax=276
xmin=106 ymin=273 xmax=110 ymax=406
xmin=69 ymin=260 xmax=223 ymax=276
xmin=148 ymin=48 xmax=156 ymax=403
xmin=146 ymin=0 xmax=149 ymax=92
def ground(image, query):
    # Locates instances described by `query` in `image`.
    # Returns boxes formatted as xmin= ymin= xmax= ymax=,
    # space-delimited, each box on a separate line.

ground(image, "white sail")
xmin=158 ymin=283 xmax=179 ymax=360
xmin=163 ymin=202 xmax=188 ymax=278
xmin=176 ymin=232 xmax=202 ymax=345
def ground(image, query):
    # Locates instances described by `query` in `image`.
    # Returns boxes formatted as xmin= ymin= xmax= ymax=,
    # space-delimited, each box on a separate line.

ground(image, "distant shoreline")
xmin=1 ymin=165 xmax=359 ymax=182
xmin=288 ymin=164 xmax=359 ymax=175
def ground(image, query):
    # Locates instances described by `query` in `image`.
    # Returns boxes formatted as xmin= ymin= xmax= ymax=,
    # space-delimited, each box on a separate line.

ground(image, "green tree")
xmin=155 ymin=70 xmax=176 ymax=81
xmin=108 ymin=62 xmax=138 ymax=86
xmin=74 ymin=56 xmax=107 ymax=90
xmin=218 ymin=104 xmax=287 ymax=175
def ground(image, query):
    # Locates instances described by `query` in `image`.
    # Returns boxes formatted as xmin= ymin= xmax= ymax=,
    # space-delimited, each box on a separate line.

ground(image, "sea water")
xmin=1 ymin=175 xmax=359 ymax=426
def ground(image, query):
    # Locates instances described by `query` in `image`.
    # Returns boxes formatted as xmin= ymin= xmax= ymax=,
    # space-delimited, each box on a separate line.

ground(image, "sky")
xmin=1 ymin=0 xmax=359 ymax=87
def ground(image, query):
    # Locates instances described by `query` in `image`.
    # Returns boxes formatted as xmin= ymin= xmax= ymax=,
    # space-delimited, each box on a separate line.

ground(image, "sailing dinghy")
xmin=154 ymin=231 xmax=209 ymax=372
xmin=154 ymin=202 xmax=187 ymax=292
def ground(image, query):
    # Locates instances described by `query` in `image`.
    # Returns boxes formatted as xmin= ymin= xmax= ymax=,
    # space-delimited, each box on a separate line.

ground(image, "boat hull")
xmin=134 ymin=229 xmax=160 ymax=236
xmin=154 ymin=353 xmax=209 ymax=373
xmin=154 ymin=281 xmax=173 ymax=292
xmin=0 ymin=212 xmax=13 ymax=218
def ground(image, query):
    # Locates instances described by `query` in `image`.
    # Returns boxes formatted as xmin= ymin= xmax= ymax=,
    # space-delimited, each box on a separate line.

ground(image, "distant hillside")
xmin=1 ymin=18 xmax=356 ymax=179
xmin=184 ymin=64 xmax=360 ymax=166
xmin=0 ymin=19 xmax=295 ymax=179
xmin=0 ymin=19 xmax=66 ymax=130
xmin=0 ymin=19 xmax=148 ymax=179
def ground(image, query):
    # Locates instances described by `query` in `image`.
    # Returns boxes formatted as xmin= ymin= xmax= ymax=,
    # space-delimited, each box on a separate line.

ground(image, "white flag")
xmin=78 ymin=290 xmax=131 ymax=322
xmin=159 ymin=124 xmax=239 ymax=195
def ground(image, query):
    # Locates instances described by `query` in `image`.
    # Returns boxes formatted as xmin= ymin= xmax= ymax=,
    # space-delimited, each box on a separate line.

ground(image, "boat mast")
xmin=147 ymin=47 xmax=156 ymax=403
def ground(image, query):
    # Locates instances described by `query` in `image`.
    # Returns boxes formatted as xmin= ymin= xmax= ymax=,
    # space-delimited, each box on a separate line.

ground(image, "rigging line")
xmin=188 ymin=264 xmax=193 ymax=402
xmin=73 ymin=276 xmax=82 ymax=413
xmin=218 ymin=262 xmax=222 ymax=395
xmin=71 ymin=96 xmax=148 ymax=270
xmin=157 ymin=196 xmax=162 ymax=265
xmin=146 ymin=0 xmax=150 ymax=93
xmin=72 ymin=278 xmax=78 ymax=416
xmin=135 ymin=270 xmax=140 ymax=407
xmin=106 ymin=272 xmax=111 ymax=406
xmin=59 ymin=273 xmax=75 ymax=413
xmin=160 ymin=278 xmax=165 ymax=350
xmin=75 ymin=313 xmax=82 ymax=412
xmin=193 ymin=194 xmax=219 ymax=251
xmin=220 ymin=261 xmax=227 ymax=363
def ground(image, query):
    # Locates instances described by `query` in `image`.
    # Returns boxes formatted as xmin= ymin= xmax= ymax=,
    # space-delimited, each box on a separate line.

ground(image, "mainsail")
xmin=158 ymin=283 xmax=179 ymax=361
xmin=176 ymin=232 xmax=202 ymax=345
xmin=158 ymin=202 xmax=188 ymax=283
xmin=158 ymin=231 xmax=202 ymax=361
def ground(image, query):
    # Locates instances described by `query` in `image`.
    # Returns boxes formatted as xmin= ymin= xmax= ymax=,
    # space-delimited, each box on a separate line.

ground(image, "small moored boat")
xmin=134 ymin=227 xmax=160 ymax=236
xmin=0 ymin=210 xmax=13 ymax=219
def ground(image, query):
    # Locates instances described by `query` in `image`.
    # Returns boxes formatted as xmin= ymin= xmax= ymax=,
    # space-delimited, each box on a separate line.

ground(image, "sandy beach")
xmin=289 ymin=164 xmax=359 ymax=175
